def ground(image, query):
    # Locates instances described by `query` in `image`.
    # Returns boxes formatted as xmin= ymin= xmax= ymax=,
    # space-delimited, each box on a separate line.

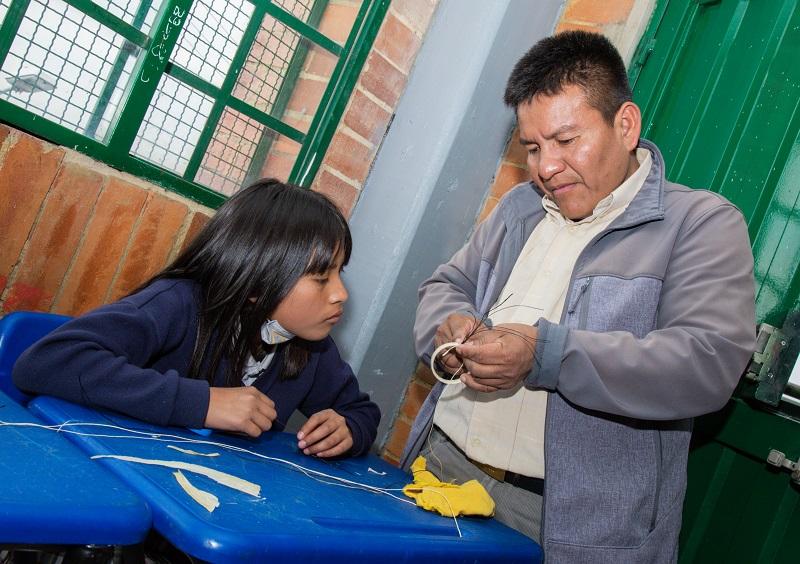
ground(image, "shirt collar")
xmin=542 ymin=148 xmax=652 ymax=225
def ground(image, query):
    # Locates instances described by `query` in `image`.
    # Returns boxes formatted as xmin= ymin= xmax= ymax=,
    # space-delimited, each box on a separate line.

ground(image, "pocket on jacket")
xmin=568 ymin=275 xmax=662 ymax=338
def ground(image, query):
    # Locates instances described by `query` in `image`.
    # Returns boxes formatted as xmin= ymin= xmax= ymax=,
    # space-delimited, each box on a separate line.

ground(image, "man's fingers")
xmin=458 ymin=340 xmax=505 ymax=365
xmin=460 ymin=372 xmax=502 ymax=393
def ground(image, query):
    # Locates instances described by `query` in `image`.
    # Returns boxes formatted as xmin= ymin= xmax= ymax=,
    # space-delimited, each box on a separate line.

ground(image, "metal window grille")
xmin=0 ymin=0 xmax=389 ymax=207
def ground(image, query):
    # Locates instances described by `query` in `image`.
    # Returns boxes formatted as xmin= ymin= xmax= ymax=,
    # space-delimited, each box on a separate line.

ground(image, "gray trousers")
xmin=419 ymin=427 xmax=543 ymax=543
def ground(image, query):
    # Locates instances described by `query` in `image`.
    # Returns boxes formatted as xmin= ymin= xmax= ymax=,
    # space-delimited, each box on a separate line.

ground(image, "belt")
xmin=436 ymin=428 xmax=544 ymax=496
xmin=469 ymin=458 xmax=544 ymax=496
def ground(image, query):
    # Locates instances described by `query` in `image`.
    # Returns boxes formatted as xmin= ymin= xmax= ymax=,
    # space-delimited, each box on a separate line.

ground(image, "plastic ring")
xmin=430 ymin=341 xmax=465 ymax=385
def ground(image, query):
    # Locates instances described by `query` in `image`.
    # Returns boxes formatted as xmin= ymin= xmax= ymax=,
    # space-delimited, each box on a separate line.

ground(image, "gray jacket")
xmin=401 ymin=140 xmax=756 ymax=563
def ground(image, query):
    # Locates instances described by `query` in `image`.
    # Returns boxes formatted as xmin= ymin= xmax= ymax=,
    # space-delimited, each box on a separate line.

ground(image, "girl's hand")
xmin=297 ymin=409 xmax=353 ymax=457
xmin=205 ymin=387 xmax=277 ymax=437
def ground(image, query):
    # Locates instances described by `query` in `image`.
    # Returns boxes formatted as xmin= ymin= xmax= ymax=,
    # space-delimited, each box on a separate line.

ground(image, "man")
xmin=401 ymin=31 xmax=755 ymax=563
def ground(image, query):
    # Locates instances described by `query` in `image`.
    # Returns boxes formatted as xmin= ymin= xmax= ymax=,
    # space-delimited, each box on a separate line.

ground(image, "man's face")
xmin=518 ymin=84 xmax=640 ymax=220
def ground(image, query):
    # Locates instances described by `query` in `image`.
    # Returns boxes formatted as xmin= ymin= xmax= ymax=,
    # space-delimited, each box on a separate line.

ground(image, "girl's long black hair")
xmin=141 ymin=178 xmax=352 ymax=386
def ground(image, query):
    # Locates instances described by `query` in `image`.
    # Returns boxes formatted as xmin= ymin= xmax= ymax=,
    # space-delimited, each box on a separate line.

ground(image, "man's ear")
xmin=617 ymin=101 xmax=642 ymax=151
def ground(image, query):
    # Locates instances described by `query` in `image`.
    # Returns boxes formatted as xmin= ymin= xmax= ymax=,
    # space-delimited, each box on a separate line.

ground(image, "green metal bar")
xmin=290 ymin=0 xmax=390 ymax=187
xmin=0 ymin=97 xmax=224 ymax=207
xmin=637 ymin=0 xmax=700 ymax=138
xmin=62 ymin=0 xmax=149 ymax=46
xmin=182 ymin=2 xmax=268 ymax=182
xmin=165 ymin=62 xmax=221 ymax=98
xmin=106 ymin=0 xmax=192 ymax=155
xmin=0 ymin=0 xmax=31 ymax=71
xmin=228 ymin=96 xmax=305 ymax=144
xmin=261 ymin=0 xmax=342 ymax=56
xmin=167 ymin=62 xmax=306 ymax=143
xmin=85 ymin=0 xmax=155 ymax=139
xmin=244 ymin=0 xmax=329 ymax=185
xmin=627 ymin=0 xmax=669 ymax=90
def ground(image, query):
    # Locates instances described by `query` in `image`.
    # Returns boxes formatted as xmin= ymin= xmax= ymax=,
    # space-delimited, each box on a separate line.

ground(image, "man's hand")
xmin=457 ymin=323 xmax=539 ymax=392
xmin=297 ymin=409 xmax=353 ymax=458
xmin=204 ymin=387 xmax=277 ymax=437
xmin=434 ymin=313 xmax=485 ymax=373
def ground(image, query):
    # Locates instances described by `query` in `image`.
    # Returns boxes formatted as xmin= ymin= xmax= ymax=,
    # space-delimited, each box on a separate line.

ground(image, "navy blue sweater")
xmin=13 ymin=279 xmax=380 ymax=456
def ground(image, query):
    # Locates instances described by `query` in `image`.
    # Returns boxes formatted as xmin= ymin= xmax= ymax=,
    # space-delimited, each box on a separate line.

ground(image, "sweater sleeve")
xmin=12 ymin=281 xmax=210 ymax=427
xmin=526 ymin=202 xmax=756 ymax=420
xmin=414 ymin=203 xmax=507 ymax=363
xmin=298 ymin=338 xmax=380 ymax=456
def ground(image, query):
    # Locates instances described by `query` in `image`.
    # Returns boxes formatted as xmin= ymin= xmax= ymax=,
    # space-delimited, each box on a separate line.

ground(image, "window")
xmin=0 ymin=0 xmax=388 ymax=206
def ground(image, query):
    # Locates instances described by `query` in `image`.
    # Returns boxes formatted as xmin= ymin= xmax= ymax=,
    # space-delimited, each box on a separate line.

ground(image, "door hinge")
xmin=766 ymin=449 xmax=800 ymax=484
xmin=745 ymin=313 xmax=800 ymax=406
xmin=632 ymin=38 xmax=656 ymax=70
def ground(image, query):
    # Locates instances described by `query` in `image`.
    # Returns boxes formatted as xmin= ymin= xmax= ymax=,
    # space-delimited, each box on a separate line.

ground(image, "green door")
xmin=631 ymin=0 xmax=800 ymax=561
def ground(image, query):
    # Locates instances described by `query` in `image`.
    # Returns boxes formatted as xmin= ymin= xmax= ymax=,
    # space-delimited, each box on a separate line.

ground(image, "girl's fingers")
xmin=297 ymin=410 xmax=352 ymax=455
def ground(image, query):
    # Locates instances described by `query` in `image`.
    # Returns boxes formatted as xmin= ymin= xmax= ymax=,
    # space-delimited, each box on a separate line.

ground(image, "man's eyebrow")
xmin=519 ymin=124 xmax=578 ymax=145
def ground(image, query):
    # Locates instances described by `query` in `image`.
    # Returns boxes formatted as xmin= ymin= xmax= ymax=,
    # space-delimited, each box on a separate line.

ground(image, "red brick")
xmin=180 ymin=211 xmax=211 ymax=253
xmin=109 ymin=193 xmax=189 ymax=301
xmin=373 ymin=12 xmax=421 ymax=74
xmin=391 ymin=0 xmax=437 ymax=35
xmin=555 ymin=21 xmax=603 ymax=34
xmin=304 ymin=45 xmax=338 ymax=78
xmin=55 ymin=178 xmax=148 ymax=315
xmin=359 ymin=51 xmax=408 ymax=108
xmin=491 ymin=163 xmax=529 ymax=199
xmin=401 ymin=378 xmax=432 ymax=419
xmin=414 ymin=361 xmax=436 ymax=387
xmin=383 ymin=417 xmax=411 ymax=460
xmin=0 ymin=124 xmax=10 ymax=149
xmin=322 ymin=130 xmax=373 ymax=182
xmin=343 ymin=89 xmax=392 ymax=146
xmin=319 ymin=2 xmax=359 ymax=44
xmin=260 ymin=152 xmax=296 ymax=182
xmin=564 ymin=0 xmax=635 ymax=25
xmin=313 ymin=169 xmax=359 ymax=217
xmin=478 ymin=196 xmax=500 ymax=224
xmin=505 ymin=126 xmax=529 ymax=167
xmin=285 ymin=76 xmax=327 ymax=118
xmin=0 ymin=134 xmax=64 ymax=278
xmin=4 ymin=163 xmax=103 ymax=312
xmin=381 ymin=451 xmax=400 ymax=467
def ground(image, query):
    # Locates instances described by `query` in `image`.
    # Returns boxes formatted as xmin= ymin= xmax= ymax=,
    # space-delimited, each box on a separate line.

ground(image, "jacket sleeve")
xmin=527 ymin=202 xmax=756 ymax=420
xmin=299 ymin=338 xmax=381 ymax=456
xmin=414 ymin=205 xmax=506 ymax=363
xmin=12 ymin=284 xmax=210 ymax=428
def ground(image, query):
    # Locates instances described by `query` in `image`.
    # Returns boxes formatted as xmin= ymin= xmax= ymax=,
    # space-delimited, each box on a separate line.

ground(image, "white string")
xmin=0 ymin=419 xmax=467 ymax=536
xmin=0 ymin=419 xmax=413 ymax=505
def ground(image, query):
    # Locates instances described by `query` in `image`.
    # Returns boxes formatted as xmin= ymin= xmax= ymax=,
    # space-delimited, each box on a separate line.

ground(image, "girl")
xmin=13 ymin=179 xmax=380 ymax=458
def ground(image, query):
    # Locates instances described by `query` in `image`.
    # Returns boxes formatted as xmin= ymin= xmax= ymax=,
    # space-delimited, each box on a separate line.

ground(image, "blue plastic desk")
xmin=29 ymin=396 xmax=542 ymax=563
xmin=0 ymin=391 xmax=151 ymax=545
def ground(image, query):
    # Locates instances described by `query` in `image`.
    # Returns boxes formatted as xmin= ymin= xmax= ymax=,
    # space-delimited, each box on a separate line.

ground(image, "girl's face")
xmin=271 ymin=249 xmax=348 ymax=341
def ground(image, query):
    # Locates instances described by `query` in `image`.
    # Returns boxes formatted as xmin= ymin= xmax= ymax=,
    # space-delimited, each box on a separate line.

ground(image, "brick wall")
xmin=380 ymin=0 xmax=654 ymax=465
xmin=0 ymin=0 xmax=437 ymax=315
xmin=0 ymin=0 xmax=438 ymax=317
xmin=0 ymin=125 xmax=211 ymax=316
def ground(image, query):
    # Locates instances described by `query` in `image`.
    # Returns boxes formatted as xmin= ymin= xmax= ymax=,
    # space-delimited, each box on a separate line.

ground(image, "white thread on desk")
xmin=0 ymin=419 xmax=463 ymax=538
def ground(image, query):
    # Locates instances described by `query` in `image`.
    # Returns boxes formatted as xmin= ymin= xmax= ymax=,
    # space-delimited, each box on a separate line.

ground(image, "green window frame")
xmin=0 ymin=0 xmax=389 ymax=207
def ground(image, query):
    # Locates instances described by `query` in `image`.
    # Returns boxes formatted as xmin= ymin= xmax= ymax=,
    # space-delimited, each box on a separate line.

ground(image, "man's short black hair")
xmin=504 ymin=31 xmax=632 ymax=123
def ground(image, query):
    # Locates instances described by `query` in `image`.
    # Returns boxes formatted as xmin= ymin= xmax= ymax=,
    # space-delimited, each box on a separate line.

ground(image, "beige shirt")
xmin=433 ymin=148 xmax=652 ymax=478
